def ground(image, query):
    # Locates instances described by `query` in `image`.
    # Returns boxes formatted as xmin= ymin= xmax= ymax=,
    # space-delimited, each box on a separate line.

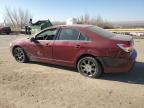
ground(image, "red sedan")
xmin=10 ymin=25 xmax=137 ymax=78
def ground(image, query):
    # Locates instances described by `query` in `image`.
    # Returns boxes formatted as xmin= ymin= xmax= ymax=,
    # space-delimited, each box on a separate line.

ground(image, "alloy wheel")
xmin=77 ymin=57 xmax=102 ymax=78
xmin=13 ymin=47 xmax=26 ymax=63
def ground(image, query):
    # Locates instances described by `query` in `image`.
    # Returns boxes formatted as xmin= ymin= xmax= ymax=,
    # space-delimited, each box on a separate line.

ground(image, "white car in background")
xmin=130 ymin=32 xmax=144 ymax=36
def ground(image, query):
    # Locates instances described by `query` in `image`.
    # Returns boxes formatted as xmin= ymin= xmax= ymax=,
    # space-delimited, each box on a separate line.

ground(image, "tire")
xmin=13 ymin=47 xmax=28 ymax=63
xmin=77 ymin=56 xmax=102 ymax=78
xmin=6 ymin=32 xmax=10 ymax=35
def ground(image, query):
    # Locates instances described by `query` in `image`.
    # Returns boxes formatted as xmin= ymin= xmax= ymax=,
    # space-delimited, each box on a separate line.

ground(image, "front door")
xmin=28 ymin=28 xmax=58 ymax=62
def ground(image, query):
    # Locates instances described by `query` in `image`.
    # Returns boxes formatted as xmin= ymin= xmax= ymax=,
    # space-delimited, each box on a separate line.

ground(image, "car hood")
xmin=10 ymin=38 xmax=29 ymax=46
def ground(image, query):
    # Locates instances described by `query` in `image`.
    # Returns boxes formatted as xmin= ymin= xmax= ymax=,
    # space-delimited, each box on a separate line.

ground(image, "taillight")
xmin=117 ymin=42 xmax=133 ymax=52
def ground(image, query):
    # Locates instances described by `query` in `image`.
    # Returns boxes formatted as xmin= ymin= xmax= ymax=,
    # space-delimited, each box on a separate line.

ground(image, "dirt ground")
xmin=0 ymin=35 xmax=144 ymax=108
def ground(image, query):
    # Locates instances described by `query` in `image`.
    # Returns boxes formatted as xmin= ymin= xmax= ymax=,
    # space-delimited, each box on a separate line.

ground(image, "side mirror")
xmin=30 ymin=37 xmax=36 ymax=42
xmin=30 ymin=37 xmax=39 ymax=43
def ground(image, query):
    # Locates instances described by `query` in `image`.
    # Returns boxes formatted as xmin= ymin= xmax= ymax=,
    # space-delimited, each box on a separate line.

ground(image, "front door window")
xmin=35 ymin=28 xmax=58 ymax=40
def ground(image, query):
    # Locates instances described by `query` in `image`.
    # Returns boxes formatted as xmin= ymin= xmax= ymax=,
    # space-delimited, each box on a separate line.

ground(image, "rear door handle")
xmin=75 ymin=45 xmax=81 ymax=48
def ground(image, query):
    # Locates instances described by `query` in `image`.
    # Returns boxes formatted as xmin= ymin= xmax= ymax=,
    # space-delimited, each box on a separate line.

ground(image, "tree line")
xmin=4 ymin=7 xmax=32 ymax=29
xmin=3 ymin=7 xmax=114 ymax=29
xmin=77 ymin=13 xmax=114 ymax=29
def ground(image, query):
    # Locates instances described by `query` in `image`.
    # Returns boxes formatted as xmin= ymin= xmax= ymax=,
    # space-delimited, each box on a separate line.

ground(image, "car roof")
xmin=51 ymin=24 xmax=93 ymax=29
xmin=41 ymin=24 xmax=94 ymax=32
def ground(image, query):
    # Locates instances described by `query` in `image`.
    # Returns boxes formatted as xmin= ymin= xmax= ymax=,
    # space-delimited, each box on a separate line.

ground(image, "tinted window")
xmin=36 ymin=29 xmax=57 ymax=40
xmin=88 ymin=26 xmax=114 ymax=38
xmin=59 ymin=28 xmax=79 ymax=40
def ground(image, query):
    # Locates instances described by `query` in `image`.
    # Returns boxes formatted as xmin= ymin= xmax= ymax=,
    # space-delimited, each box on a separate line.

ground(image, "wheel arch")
xmin=12 ymin=45 xmax=28 ymax=57
xmin=75 ymin=53 xmax=104 ymax=72
xmin=12 ymin=45 xmax=29 ymax=62
xmin=12 ymin=45 xmax=21 ymax=56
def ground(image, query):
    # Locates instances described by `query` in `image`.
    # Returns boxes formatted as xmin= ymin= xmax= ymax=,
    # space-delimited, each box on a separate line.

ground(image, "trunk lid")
xmin=111 ymin=34 xmax=134 ymax=53
xmin=110 ymin=34 xmax=133 ymax=41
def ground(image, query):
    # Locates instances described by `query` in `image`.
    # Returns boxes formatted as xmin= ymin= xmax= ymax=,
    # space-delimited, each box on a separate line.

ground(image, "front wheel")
xmin=77 ymin=57 xmax=102 ymax=78
xmin=13 ymin=47 xmax=28 ymax=63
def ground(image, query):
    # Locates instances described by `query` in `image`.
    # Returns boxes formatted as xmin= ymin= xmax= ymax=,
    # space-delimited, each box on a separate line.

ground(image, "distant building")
xmin=31 ymin=19 xmax=53 ymax=34
xmin=0 ymin=23 xmax=4 ymax=27
xmin=66 ymin=18 xmax=77 ymax=25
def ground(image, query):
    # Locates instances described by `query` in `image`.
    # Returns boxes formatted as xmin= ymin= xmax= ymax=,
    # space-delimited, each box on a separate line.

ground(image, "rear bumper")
xmin=100 ymin=49 xmax=137 ymax=73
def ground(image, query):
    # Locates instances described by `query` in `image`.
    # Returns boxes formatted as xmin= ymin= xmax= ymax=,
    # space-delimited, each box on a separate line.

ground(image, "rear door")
xmin=52 ymin=27 xmax=88 ymax=66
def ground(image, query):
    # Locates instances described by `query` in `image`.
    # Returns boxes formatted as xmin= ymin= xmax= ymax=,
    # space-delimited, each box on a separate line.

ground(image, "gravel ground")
xmin=0 ymin=35 xmax=144 ymax=108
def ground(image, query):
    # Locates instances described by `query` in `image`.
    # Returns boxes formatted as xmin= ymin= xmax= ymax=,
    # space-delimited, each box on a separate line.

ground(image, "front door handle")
xmin=45 ymin=43 xmax=52 ymax=47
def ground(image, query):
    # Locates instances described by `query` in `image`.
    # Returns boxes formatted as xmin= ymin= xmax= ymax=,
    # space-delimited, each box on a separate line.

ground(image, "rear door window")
xmin=58 ymin=28 xmax=79 ymax=40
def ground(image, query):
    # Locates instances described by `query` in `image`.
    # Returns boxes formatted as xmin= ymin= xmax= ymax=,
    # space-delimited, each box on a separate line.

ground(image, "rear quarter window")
xmin=88 ymin=26 xmax=114 ymax=38
xmin=78 ymin=33 xmax=89 ymax=41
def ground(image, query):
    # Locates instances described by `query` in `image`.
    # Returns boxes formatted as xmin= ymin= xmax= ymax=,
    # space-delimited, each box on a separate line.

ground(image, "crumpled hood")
xmin=13 ymin=38 xmax=28 ymax=43
xmin=10 ymin=38 xmax=29 ymax=47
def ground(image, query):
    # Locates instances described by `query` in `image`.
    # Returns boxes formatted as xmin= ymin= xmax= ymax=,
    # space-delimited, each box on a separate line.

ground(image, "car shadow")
xmin=101 ymin=62 xmax=144 ymax=85
xmin=28 ymin=61 xmax=77 ymax=72
xmin=29 ymin=61 xmax=144 ymax=85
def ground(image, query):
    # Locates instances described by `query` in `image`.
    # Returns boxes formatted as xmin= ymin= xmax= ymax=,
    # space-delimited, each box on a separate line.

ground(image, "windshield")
xmin=87 ymin=26 xmax=114 ymax=38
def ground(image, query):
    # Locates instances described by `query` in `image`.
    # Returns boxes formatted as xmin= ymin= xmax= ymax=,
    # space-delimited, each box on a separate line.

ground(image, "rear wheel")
xmin=77 ymin=57 xmax=102 ymax=78
xmin=13 ymin=47 xmax=28 ymax=63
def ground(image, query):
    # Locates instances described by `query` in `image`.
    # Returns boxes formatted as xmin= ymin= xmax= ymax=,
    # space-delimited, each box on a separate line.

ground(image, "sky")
xmin=0 ymin=0 xmax=144 ymax=23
